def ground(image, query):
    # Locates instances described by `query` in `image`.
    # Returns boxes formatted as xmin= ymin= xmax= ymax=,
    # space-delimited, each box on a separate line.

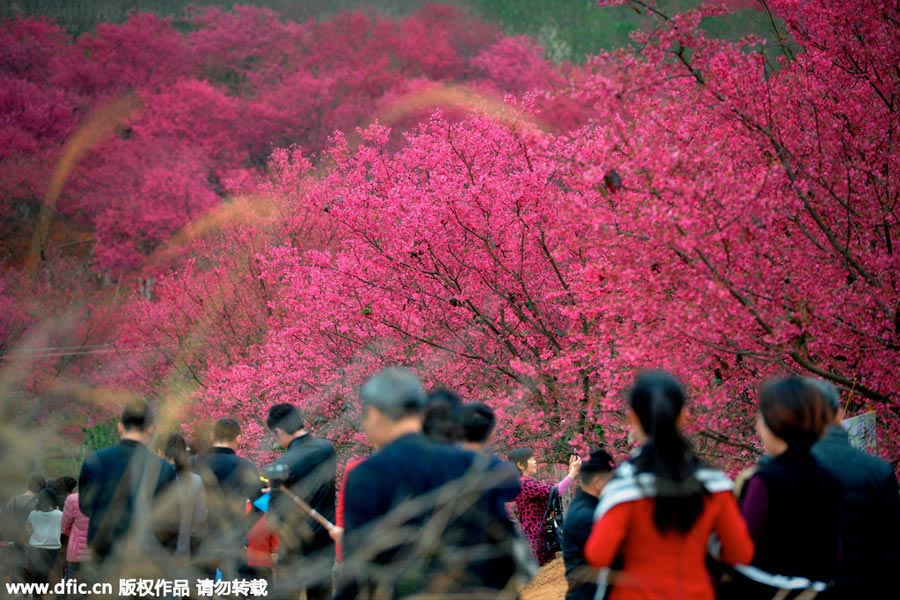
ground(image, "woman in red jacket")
xmin=584 ymin=370 xmax=754 ymax=600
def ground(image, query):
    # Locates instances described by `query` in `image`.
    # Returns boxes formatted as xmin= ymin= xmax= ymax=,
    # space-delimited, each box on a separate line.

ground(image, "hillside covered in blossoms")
xmin=1 ymin=0 xmax=897 ymax=476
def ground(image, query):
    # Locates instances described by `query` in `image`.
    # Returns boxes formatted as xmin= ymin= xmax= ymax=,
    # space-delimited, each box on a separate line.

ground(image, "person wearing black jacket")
xmin=459 ymin=401 xmax=530 ymax=592
xmin=265 ymin=403 xmax=336 ymax=600
xmin=336 ymin=367 xmax=523 ymax=600
xmin=727 ymin=376 xmax=842 ymax=599
xmin=77 ymin=399 xmax=177 ymax=575
xmin=561 ymin=448 xmax=615 ymax=600
xmin=193 ymin=417 xmax=262 ymax=580
xmin=808 ymin=378 xmax=900 ymax=599
xmin=2 ymin=474 xmax=46 ymax=585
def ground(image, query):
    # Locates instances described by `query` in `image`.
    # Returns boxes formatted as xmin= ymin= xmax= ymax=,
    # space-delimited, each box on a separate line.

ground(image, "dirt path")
xmin=519 ymin=556 xmax=567 ymax=600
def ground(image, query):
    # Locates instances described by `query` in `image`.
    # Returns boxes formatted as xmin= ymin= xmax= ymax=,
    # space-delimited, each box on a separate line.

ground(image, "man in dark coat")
xmin=336 ymin=367 xmax=523 ymax=600
xmin=3 ymin=475 xmax=46 ymax=543
xmin=2 ymin=475 xmax=46 ymax=585
xmin=808 ymin=378 xmax=900 ymax=599
xmin=265 ymin=403 xmax=336 ymax=600
xmin=78 ymin=399 xmax=177 ymax=576
xmin=459 ymin=401 xmax=531 ymax=591
xmin=561 ymin=448 xmax=615 ymax=600
xmin=193 ymin=417 xmax=262 ymax=579
xmin=459 ymin=401 xmax=523 ymax=518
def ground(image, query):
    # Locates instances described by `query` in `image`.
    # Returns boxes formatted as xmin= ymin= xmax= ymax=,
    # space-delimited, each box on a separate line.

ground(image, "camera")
xmin=265 ymin=463 xmax=291 ymax=487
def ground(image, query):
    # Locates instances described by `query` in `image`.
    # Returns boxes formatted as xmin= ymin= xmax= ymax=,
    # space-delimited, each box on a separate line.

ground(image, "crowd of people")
xmin=1 ymin=368 xmax=898 ymax=600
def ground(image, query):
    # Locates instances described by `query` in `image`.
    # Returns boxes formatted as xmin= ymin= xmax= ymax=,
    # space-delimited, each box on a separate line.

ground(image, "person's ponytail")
xmin=629 ymin=370 xmax=705 ymax=533
xmin=647 ymin=386 xmax=683 ymax=470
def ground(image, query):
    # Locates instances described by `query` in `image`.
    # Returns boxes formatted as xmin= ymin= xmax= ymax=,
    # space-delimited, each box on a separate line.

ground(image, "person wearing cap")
xmin=808 ymin=377 xmax=900 ymax=599
xmin=335 ymin=367 xmax=522 ymax=600
xmin=562 ymin=448 xmax=615 ymax=600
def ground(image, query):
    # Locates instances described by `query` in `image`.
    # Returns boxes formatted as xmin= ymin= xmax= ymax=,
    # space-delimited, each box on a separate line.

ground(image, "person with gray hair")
xmin=809 ymin=377 xmax=900 ymax=599
xmin=336 ymin=367 xmax=526 ymax=599
xmin=356 ymin=366 xmax=427 ymax=447
xmin=805 ymin=377 xmax=842 ymax=415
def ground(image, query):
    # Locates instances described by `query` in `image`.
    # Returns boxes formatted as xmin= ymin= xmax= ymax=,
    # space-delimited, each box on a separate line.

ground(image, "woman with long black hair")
xmin=159 ymin=432 xmax=208 ymax=560
xmin=584 ymin=370 xmax=754 ymax=600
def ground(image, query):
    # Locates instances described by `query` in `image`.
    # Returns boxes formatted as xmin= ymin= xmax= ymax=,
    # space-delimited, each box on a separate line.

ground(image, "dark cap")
xmin=581 ymin=448 xmax=615 ymax=476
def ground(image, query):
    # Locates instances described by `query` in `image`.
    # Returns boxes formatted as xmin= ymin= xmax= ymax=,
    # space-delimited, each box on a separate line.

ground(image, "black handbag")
xmin=541 ymin=486 xmax=564 ymax=554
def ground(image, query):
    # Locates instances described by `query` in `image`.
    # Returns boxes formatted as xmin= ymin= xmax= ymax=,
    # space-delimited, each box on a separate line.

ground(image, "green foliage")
xmin=1 ymin=0 xmax=439 ymax=36
xmin=462 ymin=0 xmax=644 ymax=62
xmin=82 ymin=417 xmax=119 ymax=452
xmin=463 ymin=1 xmax=790 ymax=63
xmin=4 ymin=1 xmax=787 ymax=64
xmin=203 ymin=64 xmax=250 ymax=96
xmin=41 ymin=455 xmax=83 ymax=480
xmin=700 ymin=7 xmax=792 ymax=68
xmin=35 ymin=419 xmax=117 ymax=479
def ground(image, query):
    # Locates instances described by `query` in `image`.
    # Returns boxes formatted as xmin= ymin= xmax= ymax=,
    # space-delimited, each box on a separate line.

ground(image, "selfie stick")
xmin=275 ymin=483 xmax=339 ymax=534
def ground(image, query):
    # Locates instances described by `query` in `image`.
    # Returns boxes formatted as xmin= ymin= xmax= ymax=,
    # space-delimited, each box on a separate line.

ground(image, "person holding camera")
xmin=265 ymin=403 xmax=337 ymax=600
xmin=507 ymin=447 xmax=581 ymax=566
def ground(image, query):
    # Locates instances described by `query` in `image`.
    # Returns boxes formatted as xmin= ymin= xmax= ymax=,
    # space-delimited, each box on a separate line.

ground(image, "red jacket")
xmin=335 ymin=456 xmax=366 ymax=563
xmin=246 ymin=512 xmax=278 ymax=568
xmin=585 ymin=491 xmax=753 ymax=600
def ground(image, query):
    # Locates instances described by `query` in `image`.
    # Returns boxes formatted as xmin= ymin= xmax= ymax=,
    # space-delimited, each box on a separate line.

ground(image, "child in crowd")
xmin=25 ymin=487 xmax=63 ymax=589
xmin=245 ymin=502 xmax=278 ymax=585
